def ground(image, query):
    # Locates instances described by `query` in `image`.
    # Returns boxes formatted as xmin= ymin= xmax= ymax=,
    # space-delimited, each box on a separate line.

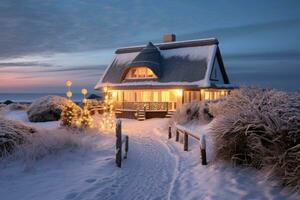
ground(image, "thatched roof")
xmin=125 ymin=42 xmax=161 ymax=78
xmin=95 ymin=38 xmax=233 ymax=89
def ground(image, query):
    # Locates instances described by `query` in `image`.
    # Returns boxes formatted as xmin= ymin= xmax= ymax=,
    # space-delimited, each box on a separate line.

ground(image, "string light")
xmin=79 ymin=88 xmax=93 ymax=129
xmin=61 ymin=80 xmax=78 ymax=127
xmin=98 ymin=87 xmax=115 ymax=132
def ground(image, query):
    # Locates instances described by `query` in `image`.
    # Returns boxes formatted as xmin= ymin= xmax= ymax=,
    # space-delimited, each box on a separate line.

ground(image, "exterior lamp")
xmin=65 ymin=80 xmax=72 ymax=87
xmin=65 ymin=80 xmax=73 ymax=100
xmin=81 ymin=88 xmax=88 ymax=95
xmin=81 ymin=88 xmax=88 ymax=100
xmin=66 ymin=91 xmax=73 ymax=98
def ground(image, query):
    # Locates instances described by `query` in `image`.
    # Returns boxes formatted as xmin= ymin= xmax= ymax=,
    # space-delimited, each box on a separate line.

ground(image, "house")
xmin=95 ymin=34 xmax=235 ymax=120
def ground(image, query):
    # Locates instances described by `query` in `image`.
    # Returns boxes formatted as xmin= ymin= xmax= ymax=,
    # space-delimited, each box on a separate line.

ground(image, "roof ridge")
xmin=115 ymin=38 xmax=219 ymax=54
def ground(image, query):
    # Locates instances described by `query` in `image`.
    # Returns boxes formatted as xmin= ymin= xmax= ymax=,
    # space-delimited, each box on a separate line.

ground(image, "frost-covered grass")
xmin=208 ymin=87 xmax=300 ymax=195
xmin=3 ymin=128 xmax=98 ymax=164
xmin=0 ymin=110 xmax=293 ymax=200
xmin=0 ymin=117 xmax=36 ymax=157
xmin=170 ymin=101 xmax=212 ymax=125
xmin=1 ymin=111 xmax=98 ymax=164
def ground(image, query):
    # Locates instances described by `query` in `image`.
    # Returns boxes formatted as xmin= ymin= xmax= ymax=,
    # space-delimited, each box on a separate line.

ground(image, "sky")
xmin=0 ymin=0 xmax=300 ymax=94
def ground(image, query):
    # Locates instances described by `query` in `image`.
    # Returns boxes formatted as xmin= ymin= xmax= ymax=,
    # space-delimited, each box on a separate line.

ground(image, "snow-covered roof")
xmin=95 ymin=38 xmax=232 ymax=90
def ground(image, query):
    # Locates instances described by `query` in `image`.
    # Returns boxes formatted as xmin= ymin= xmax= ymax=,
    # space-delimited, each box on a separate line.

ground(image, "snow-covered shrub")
xmin=171 ymin=101 xmax=212 ymax=124
xmin=27 ymin=96 xmax=81 ymax=122
xmin=0 ymin=104 xmax=7 ymax=114
xmin=9 ymin=128 xmax=95 ymax=162
xmin=7 ymin=103 xmax=28 ymax=111
xmin=209 ymin=87 xmax=300 ymax=194
xmin=0 ymin=104 xmax=6 ymax=109
xmin=0 ymin=117 xmax=36 ymax=156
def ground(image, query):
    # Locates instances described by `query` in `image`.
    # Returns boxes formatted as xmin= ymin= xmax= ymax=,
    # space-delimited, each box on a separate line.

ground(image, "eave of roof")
xmin=94 ymin=81 xmax=237 ymax=90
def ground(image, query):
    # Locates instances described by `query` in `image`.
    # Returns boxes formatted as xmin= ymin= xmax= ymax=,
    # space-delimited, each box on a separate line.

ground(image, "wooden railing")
xmin=115 ymin=119 xmax=129 ymax=168
xmin=115 ymin=102 xmax=176 ymax=111
xmin=169 ymin=124 xmax=207 ymax=165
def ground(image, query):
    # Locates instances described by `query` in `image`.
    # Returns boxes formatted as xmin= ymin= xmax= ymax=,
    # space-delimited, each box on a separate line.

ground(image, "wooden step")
xmin=165 ymin=111 xmax=175 ymax=118
xmin=137 ymin=112 xmax=146 ymax=121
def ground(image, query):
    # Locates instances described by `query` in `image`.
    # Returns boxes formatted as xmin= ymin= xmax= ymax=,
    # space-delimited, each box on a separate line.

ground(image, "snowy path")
xmin=71 ymin=120 xmax=177 ymax=200
xmin=0 ymin=111 xmax=293 ymax=200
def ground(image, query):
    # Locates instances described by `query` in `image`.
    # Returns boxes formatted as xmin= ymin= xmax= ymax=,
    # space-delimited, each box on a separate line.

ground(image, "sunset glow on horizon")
xmin=0 ymin=1 xmax=299 ymax=93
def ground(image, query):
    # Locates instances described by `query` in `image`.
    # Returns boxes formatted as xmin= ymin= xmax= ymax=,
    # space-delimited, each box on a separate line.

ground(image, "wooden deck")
xmin=114 ymin=102 xmax=176 ymax=120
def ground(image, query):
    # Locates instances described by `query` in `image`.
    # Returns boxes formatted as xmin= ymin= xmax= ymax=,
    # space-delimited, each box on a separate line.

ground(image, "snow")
xmin=115 ymin=38 xmax=218 ymax=51
xmin=4 ymin=110 xmax=59 ymax=130
xmin=96 ymin=79 xmax=209 ymax=88
xmin=161 ymin=45 xmax=216 ymax=61
xmin=94 ymin=42 xmax=222 ymax=90
xmin=0 ymin=111 xmax=292 ymax=200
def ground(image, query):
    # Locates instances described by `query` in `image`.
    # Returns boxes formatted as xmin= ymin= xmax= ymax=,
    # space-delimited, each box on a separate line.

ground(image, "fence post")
xmin=124 ymin=135 xmax=129 ymax=159
xmin=200 ymin=135 xmax=207 ymax=165
xmin=168 ymin=126 xmax=172 ymax=139
xmin=175 ymin=130 xmax=179 ymax=142
xmin=116 ymin=119 xmax=122 ymax=168
xmin=184 ymin=132 xmax=188 ymax=151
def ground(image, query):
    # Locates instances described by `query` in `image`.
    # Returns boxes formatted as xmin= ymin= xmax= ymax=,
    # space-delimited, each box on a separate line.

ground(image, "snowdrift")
xmin=0 ymin=117 xmax=36 ymax=156
xmin=27 ymin=95 xmax=81 ymax=122
xmin=208 ymin=88 xmax=300 ymax=195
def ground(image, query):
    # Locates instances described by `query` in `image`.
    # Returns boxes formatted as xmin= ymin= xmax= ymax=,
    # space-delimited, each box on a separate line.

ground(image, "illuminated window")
xmin=124 ymin=91 xmax=136 ymax=102
xmin=125 ymin=67 xmax=157 ymax=80
xmin=153 ymin=92 xmax=159 ymax=102
xmin=162 ymin=91 xmax=170 ymax=102
xmin=141 ymin=91 xmax=151 ymax=102
xmin=204 ymin=91 xmax=210 ymax=100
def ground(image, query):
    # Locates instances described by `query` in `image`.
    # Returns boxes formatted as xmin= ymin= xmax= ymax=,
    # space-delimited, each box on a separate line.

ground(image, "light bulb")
xmin=65 ymin=80 xmax=72 ymax=87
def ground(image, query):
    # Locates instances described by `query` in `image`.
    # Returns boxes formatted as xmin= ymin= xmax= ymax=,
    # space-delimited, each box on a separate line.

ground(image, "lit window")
xmin=125 ymin=67 xmax=157 ymax=80
xmin=141 ymin=91 xmax=151 ymax=102
xmin=153 ymin=92 xmax=159 ymax=102
xmin=204 ymin=91 xmax=210 ymax=100
xmin=162 ymin=91 xmax=170 ymax=102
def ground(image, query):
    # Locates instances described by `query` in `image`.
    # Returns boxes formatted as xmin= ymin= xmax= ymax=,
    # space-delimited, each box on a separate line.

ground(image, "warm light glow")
xmin=65 ymin=80 xmax=72 ymax=87
xmin=175 ymin=89 xmax=183 ymax=97
xmin=103 ymin=87 xmax=108 ymax=92
xmin=81 ymin=88 xmax=88 ymax=95
xmin=66 ymin=91 xmax=72 ymax=98
xmin=112 ymin=91 xmax=117 ymax=97
xmin=125 ymin=67 xmax=157 ymax=80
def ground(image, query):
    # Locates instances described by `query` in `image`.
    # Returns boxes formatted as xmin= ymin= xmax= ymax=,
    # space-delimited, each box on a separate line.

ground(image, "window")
xmin=161 ymin=91 xmax=170 ymax=102
xmin=141 ymin=91 xmax=151 ymax=102
xmin=153 ymin=92 xmax=159 ymax=102
xmin=125 ymin=67 xmax=157 ymax=80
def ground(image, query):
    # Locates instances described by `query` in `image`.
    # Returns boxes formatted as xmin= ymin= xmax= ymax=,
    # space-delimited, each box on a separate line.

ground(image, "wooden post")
xmin=200 ymin=135 xmax=207 ymax=165
xmin=124 ymin=135 xmax=129 ymax=159
xmin=116 ymin=119 xmax=122 ymax=168
xmin=168 ymin=126 xmax=172 ymax=139
xmin=175 ymin=130 xmax=179 ymax=142
xmin=184 ymin=132 xmax=188 ymax=151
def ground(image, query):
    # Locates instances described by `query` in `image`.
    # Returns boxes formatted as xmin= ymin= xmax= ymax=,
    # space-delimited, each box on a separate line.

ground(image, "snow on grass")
xmin=4 ymin=110 xmax=59 ymax=129
xmin=0 ymin=110 xmax=294 ymax=200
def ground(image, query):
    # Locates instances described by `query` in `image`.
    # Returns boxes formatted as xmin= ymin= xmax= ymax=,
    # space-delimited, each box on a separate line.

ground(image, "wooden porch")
xmin=114 ymin=102 xmax=176 ymax=120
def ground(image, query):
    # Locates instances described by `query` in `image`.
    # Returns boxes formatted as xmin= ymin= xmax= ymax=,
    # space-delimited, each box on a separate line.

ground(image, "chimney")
xmin=163 ymin=33 xmax=176 ymax=43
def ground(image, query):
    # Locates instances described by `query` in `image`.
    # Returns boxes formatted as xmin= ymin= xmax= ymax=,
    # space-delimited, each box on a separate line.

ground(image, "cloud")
xmin=223 ymin=51 xmax=300 ymax=61
xmin=181 ymin=18 xmax=300 ymax=40
xmin=0 ymin=62 xmax=52 ymax=68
